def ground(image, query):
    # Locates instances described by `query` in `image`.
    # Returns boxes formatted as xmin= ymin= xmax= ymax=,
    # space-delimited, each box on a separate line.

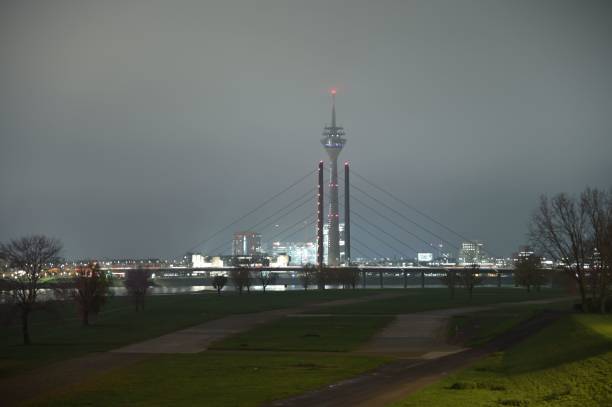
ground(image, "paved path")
xmin=0 ymin=292 xmax=402 ymax=406
xmin=357 ymin=296 xmax=571 ymax=358
xmin=268 ymin=310 xmax=566 ymax=407
xmin=0 ymin=294 xmax=570 ymax=406
xmin=112 ymin=292 xmax=403 ymax=354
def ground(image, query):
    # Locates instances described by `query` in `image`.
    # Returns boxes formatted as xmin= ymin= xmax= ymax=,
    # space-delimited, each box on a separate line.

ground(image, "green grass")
xmin=0 ymin=289 xmax=375 ymax=377
xmin=392 ymin=313 xmax=612 ymax=407
xmin=26 ymin=352 xmax=389 ymax=407
xmin=313 ymin=288 xmax=569 ymax=315
xmin=210 ymin=315 xmax=394 ymax=352
xmin=447 ymin=300 xmax=575 ymax=347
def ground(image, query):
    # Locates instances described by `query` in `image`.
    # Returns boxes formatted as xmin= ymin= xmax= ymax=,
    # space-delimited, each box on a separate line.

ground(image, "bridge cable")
xmin=328 ymin=164 xmax=459 ymax=252
xmin=351 ymin=235 xmax=387 ymax=260
xmin=351 ymin=221 xmax=408 ymax=258
xmin=207 ymin=196 xmax=314 ymax=255
xmin=350 ymin=194 xmax=445 ymax=252
xmin=350 ymin=169 xmax=499 ymax=258
xmin=339 ymin=199 xmax=418 ymax=255
xmin=185 ymin=168 xmax=316 ymax=254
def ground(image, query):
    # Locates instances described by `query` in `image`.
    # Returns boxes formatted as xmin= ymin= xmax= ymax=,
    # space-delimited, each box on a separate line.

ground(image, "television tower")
xmin=321 ymin=89 xmax=346 ymax=266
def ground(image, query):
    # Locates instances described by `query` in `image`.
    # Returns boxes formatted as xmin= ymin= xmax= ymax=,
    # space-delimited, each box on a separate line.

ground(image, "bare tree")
xmin=316 ymin=266 xmax=331 ymax=290
xmin=73 ymin=262 xmax=111 ymax=326
xmin=581 ymin=188 xmax=612 ymax=312
xmin=244 ymin=269 xmax=253 ymax=293
xmin=298 ymin=264 xmax=316 ymax=290
xmin=0 ymin=258 xmax=9 ymax=275
xmin=212 ymin=275 xmax=227 ymax=295
xmin=258 ymin=271 xmax=278 ymax=292
xmin=530 ymin=193 xmax=592 ymax=308
xmin=230 ymin=267 xmax=251 ymax=294
xmin=514 ymin=254 xmax=547 ymax=292
xmin=124 ymin=268 xmax=151 ymax=311
xmin=0 ymin=235 xmax=62 ymax=344
xmin=459 ymin=264 xmax=482 ymax=301
xmin=439 ymin=269 xmax=457 ymax=299
xmin=338 ymin=268 xmax=359 ymax=289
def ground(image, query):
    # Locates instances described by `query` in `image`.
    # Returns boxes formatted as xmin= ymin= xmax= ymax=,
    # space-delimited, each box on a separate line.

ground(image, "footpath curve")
xmin=0 ymin=291 xmax=402 ymax=406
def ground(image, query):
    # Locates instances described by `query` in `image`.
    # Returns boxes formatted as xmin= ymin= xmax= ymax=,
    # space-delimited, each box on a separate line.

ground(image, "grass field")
xmin=25 ymin=352 xmax=389 ymax=407
xmin=210 ymin=315 xmax=394 ymax=352
xmin=1 ymin=287 xmax=581 ymax=406
xmin=0 ymin=289 xmax=376 ymax=377
xmin=447 ymin=300 xmax=575 ymax=347
xmin=312 ymin=288 xmax=569 ymax=315
xmin=392 ymin=313 xmax=612 ymax=407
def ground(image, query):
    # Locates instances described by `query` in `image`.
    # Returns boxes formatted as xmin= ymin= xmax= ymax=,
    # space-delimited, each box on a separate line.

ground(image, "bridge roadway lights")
xmin=146 ymin=267 xmax=515 ymax=289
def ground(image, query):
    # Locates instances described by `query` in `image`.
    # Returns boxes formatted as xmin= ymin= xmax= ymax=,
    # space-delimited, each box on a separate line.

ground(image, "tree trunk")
xmin=82 ymin=310 xmax=89 ymax=326
xmin=576 ymin=269 xmax=587 ymax=311
xmin=21 ymin=309 xmax=30 ymax=345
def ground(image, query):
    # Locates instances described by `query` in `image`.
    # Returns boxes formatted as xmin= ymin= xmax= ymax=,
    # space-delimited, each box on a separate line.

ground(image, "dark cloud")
xmin=1 ymin=0 xmax=611 ymax=259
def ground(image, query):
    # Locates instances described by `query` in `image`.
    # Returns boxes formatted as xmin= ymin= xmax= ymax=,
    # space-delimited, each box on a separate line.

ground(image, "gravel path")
xmin=111 ymin=292 xmax=404 ymax=354
xmin=0 ymin=294 xmax=570 ymax=406
xmin=268 ymin=310 xmax=567 ymax=407
xmin=0 ymin=292 xmax=402 ymax=406
xmin=357 ymin=296 xmax=571 ymax=358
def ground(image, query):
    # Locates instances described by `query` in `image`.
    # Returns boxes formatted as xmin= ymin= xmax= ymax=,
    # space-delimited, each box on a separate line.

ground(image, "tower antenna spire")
xmin=331 ymin=88 xmax=337 ymax=128
xmin=321 ymin=88 xmax=346 ymax=267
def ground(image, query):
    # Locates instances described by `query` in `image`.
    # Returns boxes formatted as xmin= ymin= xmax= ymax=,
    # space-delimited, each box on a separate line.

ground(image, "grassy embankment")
xmin=446 ymin=299 xmax=575 ymax=347
xmin=393 ymin=313 xmax=612 ymax=407
xmin=210 ymin=287 xmax=568 ymax=352
xmin=210 ymin=315 xmax=394 ymax=352
xmin=26 ymin=352 xmax=389 ymax=407
xmin=6 ymin=287 xmax=573 ymax=406
xmin=312 ymin=287 xmax=568 ymax=314
xmin=0 ymin=289 xmax=375 ymax=377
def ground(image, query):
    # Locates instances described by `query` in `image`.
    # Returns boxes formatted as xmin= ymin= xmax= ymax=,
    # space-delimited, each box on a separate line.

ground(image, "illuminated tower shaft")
xmin=328 ymin=155 xmax=340 ymax=266
xmin=321 ymin=90 xmax=346 ymax=266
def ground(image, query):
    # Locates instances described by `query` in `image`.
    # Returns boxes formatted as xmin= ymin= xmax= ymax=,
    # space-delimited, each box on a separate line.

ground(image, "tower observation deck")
xmin=321 ymin=89 xmax=346 ymax=266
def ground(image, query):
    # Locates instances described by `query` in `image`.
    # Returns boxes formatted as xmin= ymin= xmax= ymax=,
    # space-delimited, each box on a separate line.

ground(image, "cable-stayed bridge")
xmin=182 ymin=163 xmax=506 ymax=273
xmin=180 ymin=90 xmax=509 ymax=280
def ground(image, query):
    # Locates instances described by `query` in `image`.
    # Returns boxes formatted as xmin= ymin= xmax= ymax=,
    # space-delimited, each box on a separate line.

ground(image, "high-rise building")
xmin=321 ymin=89 xmax=346 ymax=266
xmin=232 ymin=231 xmax=261 ymax=256
xmin=270 ymin=241 xmax=316 ymax=265
xmin=459 ymin=241 xmax=484 ymax=265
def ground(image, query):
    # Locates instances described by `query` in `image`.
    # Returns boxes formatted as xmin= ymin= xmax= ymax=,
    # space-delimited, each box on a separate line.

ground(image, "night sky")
xmin=1 ymin=0 xmax=611 ymax=260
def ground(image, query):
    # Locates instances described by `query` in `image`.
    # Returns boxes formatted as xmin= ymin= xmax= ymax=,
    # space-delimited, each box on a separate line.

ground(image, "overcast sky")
xmin=1 ymin=0 xmax=611 ymax=260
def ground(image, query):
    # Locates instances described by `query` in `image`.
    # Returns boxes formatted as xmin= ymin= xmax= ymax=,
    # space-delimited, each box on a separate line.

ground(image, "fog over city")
xmin=1 ymin=0 xmax=611 ymax=259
